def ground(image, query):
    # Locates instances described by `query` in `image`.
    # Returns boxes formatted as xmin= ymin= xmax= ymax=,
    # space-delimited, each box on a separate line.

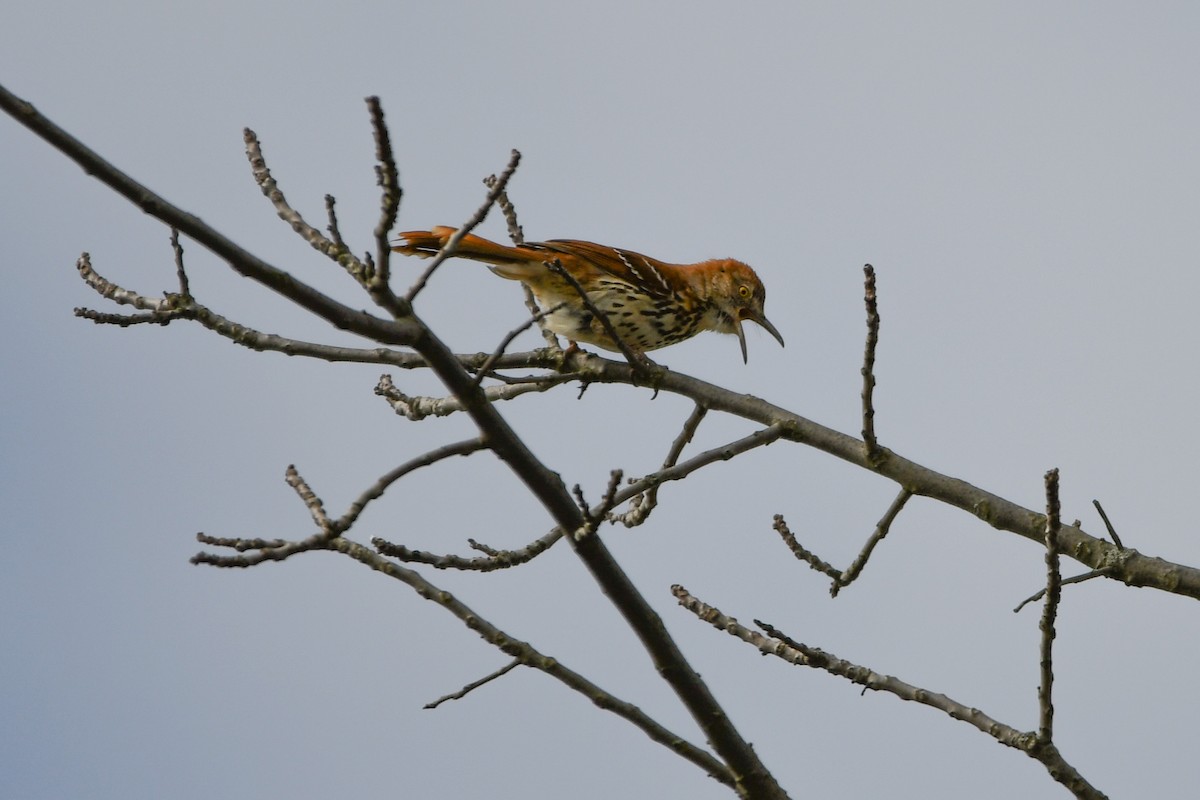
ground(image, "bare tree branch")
xmin=1 ymin=85 xmax=417 ymax=345
xmin=832 ymin=487 xmax=912 ymax=596
xmin=376 ymin=373 xmax=575 ymax=420
xmin=772 ymin=515 xmax=842 ymax=581
xmin=674 ymin=585 xmax=1110 ymax=800
xmin=1012 ymin=570 xmax=1106 ymax=613
xmin=1092 ymin=499 xmax=1125 ymax=549
xmin=471 ymin=302 xmax=567 ymax=387
xmin=325 ymin=194 xmax=346 ymax=250
xmin=170 ymin=228 xmax=191 ymax=298
xmin=10 ymin=78 xmax=1193 ymax=797
xmin=613 ymin=402 xmax=708 ymax=528
xmin=404 ymin=149 xmax=522 ymax=302
xmin=861 ymin=264 xmax=880 ymax=457
xmin=57 ymin=229 xmax=1200 ymax=605
xmin=425 ymin=660 xmax=520 ymax=709
xmin=773 ymin=488 xmax=911 ymax=596
xmin=1037 ymin=468 xmax=1062 ymax=745
xmin=327 ymin=537 xmax=740 ymax=788
xmin=336 ymin=438 xmax=488 ymax=532
xmin=373 ymin=529 xmax=562 ymax=571
xmin=367 ymin=95 xmax=403 ymax=313
xmin=244 ymin=128 xmax=365 ymax=281
xmin=483 ymin=172 xmax=525 ymax=245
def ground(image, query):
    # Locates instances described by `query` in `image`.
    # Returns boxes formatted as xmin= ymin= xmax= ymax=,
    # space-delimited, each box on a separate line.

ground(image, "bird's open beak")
xmin=735 ymin=312 xmax=786 ymax=363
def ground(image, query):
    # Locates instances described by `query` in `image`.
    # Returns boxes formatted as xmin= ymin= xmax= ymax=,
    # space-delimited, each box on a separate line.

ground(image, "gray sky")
xmin=3 ymin=3 xmax=1198 ymax=798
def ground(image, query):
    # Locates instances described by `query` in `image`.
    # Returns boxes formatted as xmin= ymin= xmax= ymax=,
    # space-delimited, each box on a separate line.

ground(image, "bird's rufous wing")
xmin=534 ymin=240 xmax=678 ymax=298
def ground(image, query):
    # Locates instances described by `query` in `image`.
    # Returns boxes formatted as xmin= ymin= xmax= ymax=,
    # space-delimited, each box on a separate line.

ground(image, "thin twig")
xmin=325 ymin=194 xmax=345 ymax=250
xmin=861 ymin=264 xmax=880 ymax=456
xmin=195 ymin=535 xmax=288 ymax=552
xmin=467 ymin=539 xmax=501 ymax=556
xmin=336 ymin=438 xmax=488 ymax=531
xmin=405 ymin=149 xmax=521 ymax=302
xmin=170 ymin=228 xmax=190 ymax=298
xmin=286 ymin=464 xmax=332 ymax=532
xmin=772 ymin=515 xmax=842 ymax=581
xmin=425 ymin=660 xmax=521 ymax=709
xmin=832 ymin=487 xmax=912 ymax=596
xmin=1092 ymin=500 xmax=1124 ymax=549
xmin=373 ymin=529 xmax=562 ymax=571
xmin=376 ymin=373 xmax=576 ymax=420
xmin=523 ymin=284 xmax=563 ymax=349
xmin=75 ymin=308 xmax=171 ymax=326
xmin=477 ymin=174 xmax=559 ymax=349
xmin=483 ymin=173 xmax=524 ymax=245
xmin=546 ymin=259 xmax=652 ymax=374
xmin=471 ymin=302 xmax=567 ymax=387
xmin=77 ymin=258 xmax=417 ymax=363
xmin=1038 ymin=468 xmax=1062 ymax=745
xmin=1013 ymin=570 xmax=1105 ymax=613
xmin=75 ymin=253 xmax=167 ymax=312
xmin=611 ymin=425 xmax=786 ymax=512
xmin=366 ymin=96 xmax=406 ymax=318
xmin=612 ymin=403 xmax=708 ymax=527
xmin=577 ymin=469 xmax=625 ymax=537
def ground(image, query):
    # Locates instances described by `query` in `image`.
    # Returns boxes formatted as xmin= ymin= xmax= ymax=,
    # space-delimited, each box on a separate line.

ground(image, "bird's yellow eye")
xmin=738 ymin=285 xmax=752 ymax=299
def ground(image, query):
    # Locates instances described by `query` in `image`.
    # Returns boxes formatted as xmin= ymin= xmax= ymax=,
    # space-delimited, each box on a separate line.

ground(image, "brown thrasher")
xmin=394 ymin=226 xmax=784 ymax=362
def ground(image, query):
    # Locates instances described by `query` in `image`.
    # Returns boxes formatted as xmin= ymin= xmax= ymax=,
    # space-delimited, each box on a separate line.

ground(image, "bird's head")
xmin=704 ymin=260 xmax=785 ymax=363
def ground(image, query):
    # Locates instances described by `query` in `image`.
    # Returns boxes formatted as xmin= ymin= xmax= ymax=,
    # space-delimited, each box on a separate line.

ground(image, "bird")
xmin=393 ymin=226 xmax=784 ymax=363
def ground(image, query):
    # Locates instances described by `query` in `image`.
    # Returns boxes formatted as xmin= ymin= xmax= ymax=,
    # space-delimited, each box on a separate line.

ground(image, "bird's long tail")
xmin=394 ymin=226 xmax=531 ymax=266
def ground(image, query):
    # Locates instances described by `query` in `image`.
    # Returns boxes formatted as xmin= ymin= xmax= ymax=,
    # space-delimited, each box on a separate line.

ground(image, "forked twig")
xmin=833 ymin=488 xmax=912 ymax=596
xmin=773 ymin=487 xmax=912 ymax=596
xmin=674 ymin=585 xmax=1108 ymax=799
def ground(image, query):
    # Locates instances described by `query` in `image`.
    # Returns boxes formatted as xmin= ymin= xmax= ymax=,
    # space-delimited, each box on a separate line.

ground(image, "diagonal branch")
xmin=0 ymin=83 xmax=417 ymax=346
xmin=335 ymin=438 xmax=487 ymax=532
xmin=244 ymin=128 xmax=357 ymax=273
xmin=404 ymin=149 xmax=521 ymax=302
xmin=552 ymin=357 xmax=1200 ymax=602
xmin=832 ymin=487 xmax=912 ymax=595
xmin=674 ymin=585 xmax=1109 ymax=800
xmin=330 ymin=537 xmax=738 ymax=788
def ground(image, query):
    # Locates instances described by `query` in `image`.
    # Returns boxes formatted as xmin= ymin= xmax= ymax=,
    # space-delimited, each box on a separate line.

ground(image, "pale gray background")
xmin=3 ymin=3 xmax=1198 ymax=798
